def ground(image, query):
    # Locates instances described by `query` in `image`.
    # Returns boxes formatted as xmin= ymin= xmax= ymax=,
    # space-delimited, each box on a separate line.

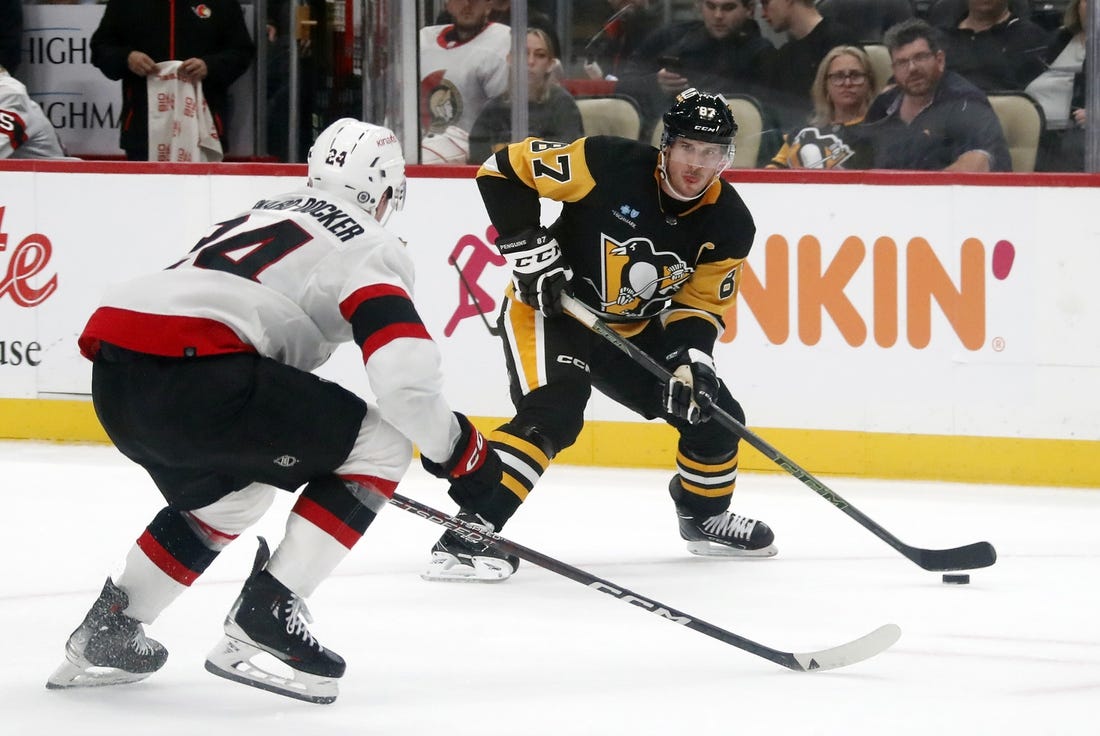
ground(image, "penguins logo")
xmin=789 ymin=127 xmax=854 ymax=169
xmin=599 ymin=234 xmax=692 ymax=318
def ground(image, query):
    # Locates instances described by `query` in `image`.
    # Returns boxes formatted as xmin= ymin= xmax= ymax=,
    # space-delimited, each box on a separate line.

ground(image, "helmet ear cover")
xmin=307 ymin=118 xmax=407 ymax=219
xmin=660 ymin=88 xmax=738 ymax=149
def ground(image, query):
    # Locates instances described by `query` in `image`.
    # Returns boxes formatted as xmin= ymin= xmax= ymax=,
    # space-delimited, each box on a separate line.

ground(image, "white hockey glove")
xmin=663 ymin=347 xmax=719 ymax=424
xmin=496 ymin=227 xmax=573 ymax=317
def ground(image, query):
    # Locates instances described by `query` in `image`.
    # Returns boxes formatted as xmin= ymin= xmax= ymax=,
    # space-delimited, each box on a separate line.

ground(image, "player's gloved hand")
xmin=496 ymin=227 xmax=573 ymax=317
xmin=663 ymin=347 xmax=719 ymax=424
xmin=422 ymin=412 xmax=499 ymax=480
xmin=422 ymin=413 xmax=502 ymax=512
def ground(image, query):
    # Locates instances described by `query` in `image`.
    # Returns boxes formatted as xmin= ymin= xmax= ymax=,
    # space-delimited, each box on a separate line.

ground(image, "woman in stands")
xmin=767 ymin=45 xmax=877 ymax=169
xmin=1026 ymin=0 xmax=1087 ymax=171
xmin=467 ymin=28 xmax=583 ymax=164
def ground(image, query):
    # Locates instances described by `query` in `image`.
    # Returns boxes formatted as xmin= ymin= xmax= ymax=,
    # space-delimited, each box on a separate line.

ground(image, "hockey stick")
xmin=390 ymin=492 xmax=900 ymax=672
xmin=560 ymin=293 xmax=997 ymax=573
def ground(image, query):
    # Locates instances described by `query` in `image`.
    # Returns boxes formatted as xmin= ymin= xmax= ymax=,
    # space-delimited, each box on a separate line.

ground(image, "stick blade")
xmin=790 ymin=624 xmax=901 ymax=673
xmin=911 ymin=541 xmax=997 ymax=571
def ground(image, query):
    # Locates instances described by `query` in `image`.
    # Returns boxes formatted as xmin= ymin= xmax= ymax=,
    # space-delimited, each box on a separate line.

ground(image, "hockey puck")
xmin=942 ymin=574 xmax=970 ymax=584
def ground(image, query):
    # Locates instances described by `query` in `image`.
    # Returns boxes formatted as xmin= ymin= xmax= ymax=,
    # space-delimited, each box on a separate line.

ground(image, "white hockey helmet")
xmin=307 ymin=118 xmax=407 ymax=221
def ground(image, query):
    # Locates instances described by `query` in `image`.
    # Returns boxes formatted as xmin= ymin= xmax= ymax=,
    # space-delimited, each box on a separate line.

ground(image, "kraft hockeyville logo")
xmin=0 ymin=206 xmax=58 ymax=309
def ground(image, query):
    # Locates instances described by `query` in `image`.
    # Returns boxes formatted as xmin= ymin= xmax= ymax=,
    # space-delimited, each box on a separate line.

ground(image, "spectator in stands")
xmin=818 ymin=0 xmax=913 ymax=43
xmin=759 ymin=0 xmax=861 ymax=130
xmin=90 ymin=0 xmax=255 ymax=161
xmin=768 ymin=45 xmax=876 ymax=168
xmin=583 ymin=0 xmax=663 ymax=81
xmin=1027 ymin=0 xmax=1088 ymax=170
xmin=937 ymin=0 xmax=1050 ymax=92
xmin=468 ymin=28 xmax=583 ymax=163
xmin=436 ymin=0 xmax=559 ymax=59
xmin=419 ymin=0 xmax=511 ymax=164
xmin=616 ymin=0 xmax=775 ymax=136
xmin=925 ymin=0 xmax=1029 ymax=30
xmin=0 ymin=64 xmax=68 ymax=159
xmin=0 ymin=0 xmax=22 ymax=75
xmin=863 ymin=19 xmax=1010 ymax=171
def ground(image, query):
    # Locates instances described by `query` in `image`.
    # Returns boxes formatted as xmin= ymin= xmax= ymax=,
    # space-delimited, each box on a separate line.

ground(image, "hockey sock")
xmin=117 ymin=506 xmax=225 ymax=623
xmin=267 ymin=475 xmax=387 ymax=597
xmin=672 ymin=446 xmax=739 ymax=517
xmin=469 ymin=427 xmax=554 ymax=530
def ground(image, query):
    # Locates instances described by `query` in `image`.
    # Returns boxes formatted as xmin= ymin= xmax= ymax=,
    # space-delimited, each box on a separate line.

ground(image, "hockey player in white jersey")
xmin=0 ymin=65 xmax=66 ymax=159
xmin=45 ymin=119 xmax=502 ymax=704
xmin=419 ymin=0 xmax=510 ymax=163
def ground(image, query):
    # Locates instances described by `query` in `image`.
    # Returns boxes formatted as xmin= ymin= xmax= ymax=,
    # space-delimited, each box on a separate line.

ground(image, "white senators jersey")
xmin=0 ymin=70 xmax=66 ymax=159
xmin=78 ymin=188 xmax=460 ymax=462
xmin=419 ymin=22 xmax=510 ymax=135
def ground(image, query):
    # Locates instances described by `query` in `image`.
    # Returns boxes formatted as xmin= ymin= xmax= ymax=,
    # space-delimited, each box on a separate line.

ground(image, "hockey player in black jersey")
xmin=45 ymin=120 xmax=500 ymax=703
xmin=423 ymin=88 xmax=777 ymax=583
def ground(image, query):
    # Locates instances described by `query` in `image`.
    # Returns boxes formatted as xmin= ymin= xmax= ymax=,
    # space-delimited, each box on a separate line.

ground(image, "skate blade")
xmin=685 ymin=540 xmax=778 ymax=558
xmin=420 ymin=551 xmax=515 ymax=583
xmin=204 ymin=635 xmax=339 ymax=705
xmin=46 ymin=656 xmax=153 ymax=690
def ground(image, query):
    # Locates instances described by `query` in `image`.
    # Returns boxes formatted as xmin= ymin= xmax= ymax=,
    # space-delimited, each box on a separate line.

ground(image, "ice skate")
xmin=46 ymin=578 xmax=168 ymax=690
xmin=421 ymin=511 xmax=520 ymax=583
xmin=671 ymin=478 xmax=777 ymax=558
xmin=204 ymin=538 xmax=345 ymax=704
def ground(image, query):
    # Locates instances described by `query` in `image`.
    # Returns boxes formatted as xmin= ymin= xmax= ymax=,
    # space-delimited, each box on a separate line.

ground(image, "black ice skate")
xmin=204 ymin=537 xmax=345 ymax=704
xmin=45 ymin=578 xmax=168 ymax=690
xmin=671 ymin=478 xmax=778 ymax=558
xmin=421 ymin=510 xmax=520 ymax=583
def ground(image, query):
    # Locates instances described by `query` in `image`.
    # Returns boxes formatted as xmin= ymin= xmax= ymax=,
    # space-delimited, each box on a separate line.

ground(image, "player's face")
xmin=447 ymin=0 xmax=492 ymax=32
xmin=700 ymin=0 xmax=750 ymax=39
xmin=664 ymin=137 xmax=731 ymax=198
xmin=890 ymin=39 xmax=944 ymax=99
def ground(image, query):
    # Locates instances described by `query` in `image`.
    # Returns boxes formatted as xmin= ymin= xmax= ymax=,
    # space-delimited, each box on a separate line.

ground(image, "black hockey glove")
xmin=421 ymin=412 xmax=500 ymax=481
xmin=663 ymin=347 xmax=719 ymax=424
xmin=496 ymin=227 xmax=573 ymax=317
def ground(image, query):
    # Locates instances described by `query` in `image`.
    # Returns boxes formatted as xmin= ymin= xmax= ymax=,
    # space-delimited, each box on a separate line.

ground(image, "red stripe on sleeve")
xmin=291 ymin=496 xmax=363 ymax=549
xmin=339 ymin=283 xmax=412 ymax=320
xmin=359 ymin=322 xmax=432 ymax=363
xmin=136 ymin=530 xmax=200 ymax=586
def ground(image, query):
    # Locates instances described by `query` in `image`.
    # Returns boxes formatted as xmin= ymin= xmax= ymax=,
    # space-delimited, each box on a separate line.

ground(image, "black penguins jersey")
xmin=476 ymin=135 xmax=755 ymax=351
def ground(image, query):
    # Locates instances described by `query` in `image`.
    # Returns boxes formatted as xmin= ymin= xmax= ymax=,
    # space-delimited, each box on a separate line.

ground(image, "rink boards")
xmin=1 ymin=161 xmax=1098 ymax=487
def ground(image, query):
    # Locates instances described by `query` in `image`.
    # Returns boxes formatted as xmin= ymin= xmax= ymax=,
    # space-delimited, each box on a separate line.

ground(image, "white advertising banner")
xmin=1 ymin=165 xmax=1098 ymax=445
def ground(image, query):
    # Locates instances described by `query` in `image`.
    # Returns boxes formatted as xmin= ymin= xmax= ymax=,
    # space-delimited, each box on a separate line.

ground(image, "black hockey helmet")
xmin=660 ymin=88 xmax=738 ymax=148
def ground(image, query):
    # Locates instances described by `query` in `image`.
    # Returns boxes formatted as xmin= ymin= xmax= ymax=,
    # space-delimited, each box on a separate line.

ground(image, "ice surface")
xmin=2 ymin=440 xmax=1097 ymax=735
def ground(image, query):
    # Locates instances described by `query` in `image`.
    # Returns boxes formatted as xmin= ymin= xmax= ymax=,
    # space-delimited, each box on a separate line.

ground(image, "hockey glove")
xmin=496 ymin=227 xmax=573 ymax=317
xmin=663 ymin=347 xmax=719 ymax=424
xmin=422 ymin=412 xmax=499 ymax=480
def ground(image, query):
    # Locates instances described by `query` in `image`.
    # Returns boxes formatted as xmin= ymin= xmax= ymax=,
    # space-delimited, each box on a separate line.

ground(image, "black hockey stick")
xmin=560 ymin=293 xmax=997 ymax=573
xmin=390 ymin=492 xmax=900 ymax=672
